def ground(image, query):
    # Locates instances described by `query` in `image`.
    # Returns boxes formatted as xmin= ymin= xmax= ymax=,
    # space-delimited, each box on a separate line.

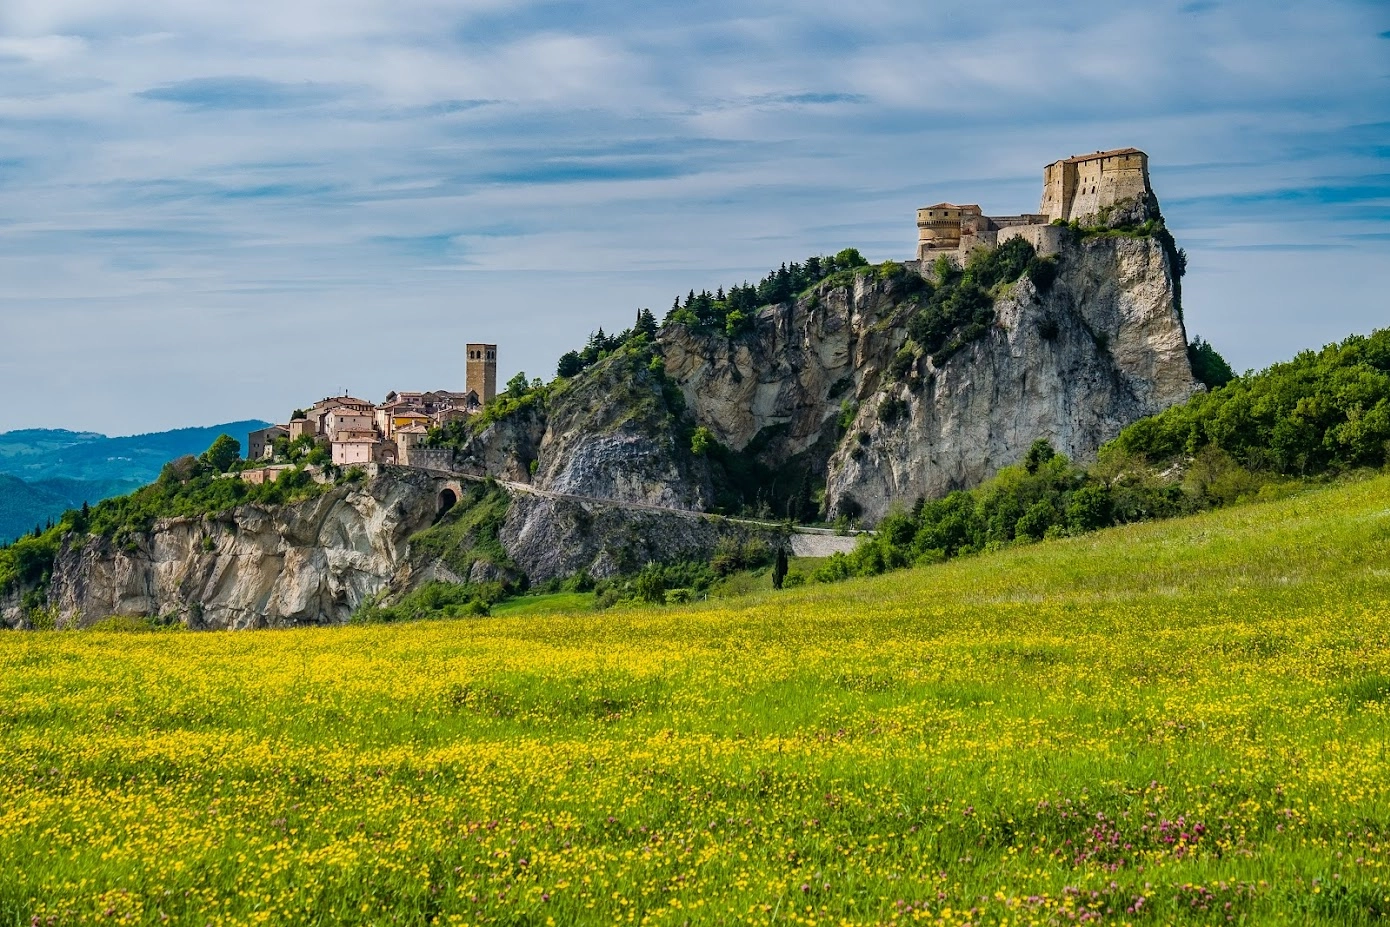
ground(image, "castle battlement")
xmin=917 ymin=148 xmax=1152 ymax=261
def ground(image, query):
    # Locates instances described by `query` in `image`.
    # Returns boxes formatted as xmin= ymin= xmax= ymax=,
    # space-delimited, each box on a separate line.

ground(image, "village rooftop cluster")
xmin=246 ymin=344 xmax=496 ymax=474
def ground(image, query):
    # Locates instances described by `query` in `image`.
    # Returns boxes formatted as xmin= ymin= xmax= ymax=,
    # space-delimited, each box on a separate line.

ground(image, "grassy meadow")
xmin=4 ymin=476 xmax=1390 ymax=925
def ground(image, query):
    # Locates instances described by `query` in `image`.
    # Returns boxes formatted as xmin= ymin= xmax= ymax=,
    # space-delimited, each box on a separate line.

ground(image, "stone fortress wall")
xmin=917 ymin=148 xmax=1150 ymax=262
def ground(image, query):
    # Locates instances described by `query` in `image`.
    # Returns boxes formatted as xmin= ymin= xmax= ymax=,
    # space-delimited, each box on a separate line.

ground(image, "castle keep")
xmin=916 ymin=148 xmax=1152 ymax=261
xmin=1041 ymin=148 xmax=1150 ymax=223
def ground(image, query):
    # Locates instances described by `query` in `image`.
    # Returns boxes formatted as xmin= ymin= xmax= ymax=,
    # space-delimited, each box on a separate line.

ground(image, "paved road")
xmin=439 ymin=469 xmax=866 ymax=556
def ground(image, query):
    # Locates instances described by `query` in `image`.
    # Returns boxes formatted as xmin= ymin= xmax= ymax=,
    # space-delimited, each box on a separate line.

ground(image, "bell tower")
xmin=466 ymin=344 xmax=497 ymax=404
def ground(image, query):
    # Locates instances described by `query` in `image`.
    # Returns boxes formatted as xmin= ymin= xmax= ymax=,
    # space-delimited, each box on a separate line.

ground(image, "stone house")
xmin=331 ymin=430 xmax=379 ymax=466
xmin=287 ymin=418 xmax=316 ymax=440
xmin=247 ymin=425 xmax=289 ymax=461
xmin=324 ymin=408 xmax=374 ymax=440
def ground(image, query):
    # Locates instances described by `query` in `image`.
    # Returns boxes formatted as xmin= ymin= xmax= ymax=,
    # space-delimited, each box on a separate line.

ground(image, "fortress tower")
xmin=1041 ymin=148 xmax=1150 ymax=222
xmin=915 ymin=148 xmax=1151 ymax=261
xmin=466 ymin=344 xmax=497 ymax=404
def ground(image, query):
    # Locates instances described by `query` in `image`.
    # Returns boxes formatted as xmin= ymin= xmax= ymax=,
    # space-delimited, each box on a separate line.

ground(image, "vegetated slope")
xmin=0 ymin=474 xmax=142 ymax=544
xmin=1 ymin=475 xmax=1387 ymax=924
xmin=0 ymin=421 xmax=270 ymax=542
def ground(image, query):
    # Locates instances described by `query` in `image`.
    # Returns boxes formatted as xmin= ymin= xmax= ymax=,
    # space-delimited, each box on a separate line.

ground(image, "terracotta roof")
xmin=394 ymin=410 xmax=430 ymax=419
xmin=395 ymin=424 xmax=429 ymax=435
xmin=1061 ymin=147 xmax=1143 ymax=163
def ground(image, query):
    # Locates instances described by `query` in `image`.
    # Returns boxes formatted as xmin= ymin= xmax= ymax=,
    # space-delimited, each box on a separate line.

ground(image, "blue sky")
xmin=0 ymin=0 xmax=1387 ymax=435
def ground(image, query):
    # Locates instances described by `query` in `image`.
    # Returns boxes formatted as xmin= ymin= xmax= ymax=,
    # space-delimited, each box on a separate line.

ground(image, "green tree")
xmin=1187 ymin=336 xmax=1235 ymax=389
xmin=505 ymin=371 xmax=529 ymax=398
xmin=1015 ymin=500 xmax=1054 ymax=541
xmin=556 ymin=351 xmax=584 ymax=379
xmin=834 ymin=248 xmax=869 ymax=269
xmin=202 ymin=434 xmax=241 ymax=473
xmin=634 ymin=565 xmax=667 ymax=604
xmin=1024 ymin=439 xmax=1057 ymax=475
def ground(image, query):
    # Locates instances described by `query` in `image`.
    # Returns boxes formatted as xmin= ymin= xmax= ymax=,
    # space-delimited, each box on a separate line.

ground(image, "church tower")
xmin=466 ymin=344 xmax=497 ymax=404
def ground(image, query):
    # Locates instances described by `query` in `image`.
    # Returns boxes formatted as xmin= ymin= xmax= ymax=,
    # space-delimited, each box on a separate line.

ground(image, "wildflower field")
xmin=4 ymin=477 xmax=1390 ymax=926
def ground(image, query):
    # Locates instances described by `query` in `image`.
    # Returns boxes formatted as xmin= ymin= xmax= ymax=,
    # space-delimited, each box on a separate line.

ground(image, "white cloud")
xmin=0 ymin=33 xmax=86 ymax=61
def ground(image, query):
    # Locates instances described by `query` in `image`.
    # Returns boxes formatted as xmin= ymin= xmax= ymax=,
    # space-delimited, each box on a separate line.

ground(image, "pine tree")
xmin=635 ymin=308 xmax=658 ymax=339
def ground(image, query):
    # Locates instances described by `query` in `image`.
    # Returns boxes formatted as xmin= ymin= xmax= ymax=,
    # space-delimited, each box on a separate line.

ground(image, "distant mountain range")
xmin=0 ymin=421 xmax=269 ymax=543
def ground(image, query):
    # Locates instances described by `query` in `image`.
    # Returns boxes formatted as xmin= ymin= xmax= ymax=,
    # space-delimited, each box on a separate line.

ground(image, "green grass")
xmin=489 ymin=591 xmax=597 ymax=617
xmin=1 ymin=475 xmax=1389 ymax=925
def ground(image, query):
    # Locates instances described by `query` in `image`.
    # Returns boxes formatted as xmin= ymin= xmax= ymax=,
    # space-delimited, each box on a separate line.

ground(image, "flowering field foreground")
xmin=4 ymin=477 xmax=1390 ymax=926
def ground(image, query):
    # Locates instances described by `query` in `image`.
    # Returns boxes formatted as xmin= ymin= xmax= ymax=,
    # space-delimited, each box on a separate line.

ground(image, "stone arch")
xmin=438 ymin=488 xmax=458 ymax=515
xmin=436 ymin=479 xmax=466 ymax=518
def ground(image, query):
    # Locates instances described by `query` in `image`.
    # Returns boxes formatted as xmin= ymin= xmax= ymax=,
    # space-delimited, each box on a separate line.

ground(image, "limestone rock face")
xmin=500 ymin=492 xmax=775 ymax=583
xmin=659 ymin=273 xmax=915 ymax=467
xmin=465 ymin=348 xmax=712 ymax=511
xmin=825 ymin=235 xmax=1198 ymax=522
xmin=455 ymin=408 xmax=545 ymax=483
xmin=43 ymin=469 xmax=448 ymax=629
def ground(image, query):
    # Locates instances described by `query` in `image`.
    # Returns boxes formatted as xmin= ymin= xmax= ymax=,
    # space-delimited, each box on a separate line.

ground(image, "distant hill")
xmin=0 ymin=474 xmax=145 ymax=543
xmin=0 ymin=421 xmax=270 ymax=543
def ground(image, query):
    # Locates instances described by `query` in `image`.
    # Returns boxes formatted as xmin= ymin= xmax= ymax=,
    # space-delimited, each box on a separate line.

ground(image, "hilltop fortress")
xmin=916 ymin=148 xmax=1152 ymax=260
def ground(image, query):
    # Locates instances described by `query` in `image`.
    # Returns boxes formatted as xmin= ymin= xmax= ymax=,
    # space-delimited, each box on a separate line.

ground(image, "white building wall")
xmin=332 ymin=441 xmax=375 ymax=466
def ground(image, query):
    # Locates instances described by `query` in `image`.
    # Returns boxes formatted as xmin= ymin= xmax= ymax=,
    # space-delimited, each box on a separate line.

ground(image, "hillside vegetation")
xmin=1 ymin=474 xmax=1388 ymax=924
xmin=816 ymin=328 xmax=1390 ymax=583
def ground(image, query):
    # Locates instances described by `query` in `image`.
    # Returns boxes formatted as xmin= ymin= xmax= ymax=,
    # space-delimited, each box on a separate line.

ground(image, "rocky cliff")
xmin=660 ymin=226 xmax=1197 ymax=524
xmin=6 ymin=466 xmax=774 ymax=630
xmin=37 ymin=470 xmax=443 ymax=630
xmin=826 ymin=235 xmax=1195 ymax=521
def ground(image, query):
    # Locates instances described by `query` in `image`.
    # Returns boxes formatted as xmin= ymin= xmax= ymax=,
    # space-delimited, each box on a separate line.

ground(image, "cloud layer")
xmin=0 ymin=0 xmax=1387 ymax=434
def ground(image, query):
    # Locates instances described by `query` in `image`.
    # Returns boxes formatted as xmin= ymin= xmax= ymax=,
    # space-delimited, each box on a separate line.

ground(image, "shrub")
xmin=877 ymin=395 xmax=909 ymax=425
xmin=691 ymin=426 xmax=714 ymax=456
xmin=1014 ymin=500 xmax=1055 ymax=542
xmin=1026 ymin=256 xmax=1058 ymax=292
xmin=1187 ymin=336 xmax=1235 ymax=389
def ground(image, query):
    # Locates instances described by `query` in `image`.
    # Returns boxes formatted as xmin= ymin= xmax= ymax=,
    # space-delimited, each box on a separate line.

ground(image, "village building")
xmin=247 ymin=425 xmax=289 ymax=461
xmin=287 ymin=417 xmax=316 ymax=441
xmin=253 ymin=343 xmax=500 ymax=476
xmin=324 ymin=408 xmax=374 ymax=440
xmin=331 ymin=430 xmax=380 ymax=466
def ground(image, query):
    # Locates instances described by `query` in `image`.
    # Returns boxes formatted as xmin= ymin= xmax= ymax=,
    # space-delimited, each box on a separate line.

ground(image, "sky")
xmin=0 ymin=0 xmax=1387 ymax=436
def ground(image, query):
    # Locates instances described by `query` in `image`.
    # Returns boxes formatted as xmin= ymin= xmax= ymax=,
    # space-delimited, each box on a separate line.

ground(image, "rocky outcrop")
xmin=42 ymin=470 xmax=450 ymax=630
xmin=501 ymin=492 xmax=776 ymax=582
xmin=657 ymin=229 xmax=1196 ymax=525
xmin=826 ymin=235 xmax=1196 ymax=521
xmin=454 ymin=407 xmax=545 ymax=483
xmin=660 ymin=271 xmax=916 ymax=467
xmin=13 ymin=466 xmax=780 ymax=629
xmin=463 ymin=346 xmax=712 ymax=511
